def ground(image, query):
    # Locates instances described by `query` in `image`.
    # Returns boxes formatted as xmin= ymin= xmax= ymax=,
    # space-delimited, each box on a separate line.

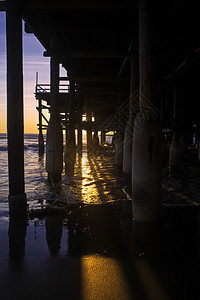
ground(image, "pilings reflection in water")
xmin=4 ymin=204 xmax=200 ymax=299
xmin=3 ymin=148 xmax=200 ymax=299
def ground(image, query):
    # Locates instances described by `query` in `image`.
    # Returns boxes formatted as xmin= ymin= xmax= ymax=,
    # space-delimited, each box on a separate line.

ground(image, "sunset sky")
xmin=0 ymin=12 xmax=66 ymax=133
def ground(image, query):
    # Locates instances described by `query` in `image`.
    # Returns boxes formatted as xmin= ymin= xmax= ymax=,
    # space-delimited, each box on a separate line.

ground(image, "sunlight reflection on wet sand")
xmin=63 ymin=149 xmax=128 ymax=205
xmin=81 ymin=255 xmax=132 ymax=300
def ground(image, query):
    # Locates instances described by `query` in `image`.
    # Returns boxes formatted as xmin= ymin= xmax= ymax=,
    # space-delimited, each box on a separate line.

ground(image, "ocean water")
xmin=0 ymin=133 xmax=129 ymax=213
xmin=0 ymin=133 xmax=48 ymax=204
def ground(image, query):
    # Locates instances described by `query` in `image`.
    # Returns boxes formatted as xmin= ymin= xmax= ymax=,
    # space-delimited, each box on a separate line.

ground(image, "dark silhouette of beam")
xmin=44 ymin=51 xmax=132 ymax=58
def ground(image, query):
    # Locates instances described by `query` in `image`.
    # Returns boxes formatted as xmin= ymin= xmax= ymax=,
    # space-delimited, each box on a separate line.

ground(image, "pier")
xmin=1 ymin=0 xmax=200 ymax=298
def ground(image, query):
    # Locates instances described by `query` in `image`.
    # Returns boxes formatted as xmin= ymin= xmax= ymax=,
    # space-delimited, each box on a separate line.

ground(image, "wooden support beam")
xmin=37 ymin=124 xmax=48 ymax=127
xmin=83 ymin=86 xmax=119 ymax=92
xmin=26 ymin=0 xmax=139 ymax=10
xmin=50 ymin=57 xmax=59 ymax=118
xmin=118 ymin=41 xmax=133 ymax=78
xmin=0 ymin=1 xmax=6 ymax=11
xmin=83 ymin=92 xmax=119 ymax=96
xmin=38 ymin=100 xmax=43 ymax=135
xmin=41 ymin=104 xmax=50 ymax=110
xmin=157 ymin=51 xmax=200 ymax=91
xmin=59 ymin=77 xmax=128 ymax=83
xmin=36 ymin=107 xmax=49 ymax=123
xmin=38 ymin=99 xmax=44 ymax=156
xmin=44 ymin=51 xmax=131 ymax=58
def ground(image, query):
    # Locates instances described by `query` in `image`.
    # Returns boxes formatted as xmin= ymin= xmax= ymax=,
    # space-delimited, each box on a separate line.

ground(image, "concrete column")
xmin=92 ymin=130 xmax=99 ymax=152
xmin=101 ymin=131 xmax=106 ymax=145
xmin=161 ymin=95 xmax=169 ymax=166
xmin=64 ymin=81 xmax=76 ymax=168
xmin=115 ymin=89 xmax=125 ymax=170
xmin=65 ymin=96 xmax=68 ymax=145
xmin=169 ymin=86 xmax=181 ymax=171
xmin=180 ymin=105 xmax=187 ymax=161
xmin=69 ymin=81 xmax=76 ymax=152
xmin=87 ymin=112 xmax=92 ymax=154
xmin=132 ymin=0 xmax=162 ymax=222
xmin=198 ymin=138 xmax=200 ymax=162
xmin=64 ymin=95 xmax=68 ymax=171
xmin=38 ymin=99 xmax=44 ymax=156
xmin=77 ymin=93 xmax=82 ymax=154
xmin=169 ymin=133 xmax=180 ymax=172
xmin=173 ymin=86 xmax=177 ymax=130
xmin=46 ymin=58 xmax=63 ymax=183
xmin=6 ymin=0 xmax=27 ymax=218
xmin=114 ymin=130 xmax=124 ymax=169
xmin=180 ymin=135 xmax=187 ymax=161
xmin=78 ymin=125 xmax=82 ymax=154
xmin=123 ymin=54 xmax=139 ymax=177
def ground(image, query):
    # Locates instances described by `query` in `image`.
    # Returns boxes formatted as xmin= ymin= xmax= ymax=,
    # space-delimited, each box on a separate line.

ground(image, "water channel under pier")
xmin=1 ymin=146 xmax=200 ymax=300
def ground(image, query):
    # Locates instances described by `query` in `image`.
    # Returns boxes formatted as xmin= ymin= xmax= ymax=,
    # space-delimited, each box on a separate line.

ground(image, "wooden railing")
xmin=35 ymin=83 xmax=70 ymax=94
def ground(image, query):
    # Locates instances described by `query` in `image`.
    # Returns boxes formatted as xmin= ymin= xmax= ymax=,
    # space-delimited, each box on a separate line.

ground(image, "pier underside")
xmin=1 ymin=0 xmax=200 ymax=298
xmin=3 ymin=0 xmax=200 ymax=215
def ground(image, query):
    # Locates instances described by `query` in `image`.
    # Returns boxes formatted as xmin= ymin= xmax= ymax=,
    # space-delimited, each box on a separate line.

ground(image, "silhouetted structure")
xmin=1 ymin=0 xmax=199 ymax=220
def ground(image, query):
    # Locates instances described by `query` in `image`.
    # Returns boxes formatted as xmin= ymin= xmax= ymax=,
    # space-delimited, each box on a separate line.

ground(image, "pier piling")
xmin=132 ymin=0 xmax=162 ymax=222
xmin=38 ymin=99 xmax=44 ymax=156
xmin=123 ymin=53 xmax=139 ymax=177
xmin=64 ymin=80 xmax=76 ymax=169
xmin=101 ymin=131 xmax=106 ymax=145
xmin=46 ymin=57 xmax=63 ymax=183
xmin=6 ymin=0 xmax=27 ymax=218
xmin=87 ymin=112 xmax=92 ymax=155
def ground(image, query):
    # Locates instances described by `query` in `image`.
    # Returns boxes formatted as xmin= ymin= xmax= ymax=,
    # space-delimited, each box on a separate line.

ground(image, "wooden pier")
xmin=2 ymin=0 xmax=200 ymax=221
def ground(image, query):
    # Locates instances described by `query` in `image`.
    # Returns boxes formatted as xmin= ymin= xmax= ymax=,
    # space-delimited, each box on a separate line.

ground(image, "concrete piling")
xmin=77 ymin=95 xmax=83 ymax=154
xmin=38 ymin=99 xmax=44 ymax=156
xmin=101 ymin=131 xmax=106 ymax=145
xmin=46 ymin=57 xmax=63 ymax=183
xmin=64 ymin=81 xmax=76 ymax=168
xmin=6 ymin=0 xmax=27 ymax=218
xmin=169 ymin=133 xmax=181 ymax=172
xmin=132 ymin=0 xmax=162 ymax=223
xmin=123 ymin=54 xmax=139 ymax=177
xmin=92 ymin=131 xmax=99 ymax=152
xmin=87 ymin=112 xmax=92 ymax=155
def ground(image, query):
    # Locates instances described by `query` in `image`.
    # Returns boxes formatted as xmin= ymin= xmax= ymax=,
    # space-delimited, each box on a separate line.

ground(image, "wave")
xmin=0 ymin=144 xmax=41 ymax=151
xmin=25 ymin=144 xmax=39 ymax=149
xmin=0 ymin=146 xmax=7 ymax=151
xmin=0 ymin=134 xmax=45 ymax=139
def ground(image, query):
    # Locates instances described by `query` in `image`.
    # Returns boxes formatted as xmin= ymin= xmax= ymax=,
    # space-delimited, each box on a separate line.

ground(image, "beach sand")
xmin=0 ymin=200 xmax=200 ymax=300
xmin=1 ymin=148 xmax=200 ymax=299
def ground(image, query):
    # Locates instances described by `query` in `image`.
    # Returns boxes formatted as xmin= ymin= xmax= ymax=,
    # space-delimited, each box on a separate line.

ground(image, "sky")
xmin=0 ymin=12 xmax=66 ymax=133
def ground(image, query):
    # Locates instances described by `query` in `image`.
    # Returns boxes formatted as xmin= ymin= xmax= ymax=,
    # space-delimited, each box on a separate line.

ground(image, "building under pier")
xmin=1 ymin=0 xmax=200 ymax=219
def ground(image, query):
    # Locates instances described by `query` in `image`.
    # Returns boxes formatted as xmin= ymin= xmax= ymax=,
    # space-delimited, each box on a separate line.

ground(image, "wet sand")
xmin=1 ymin=148 xmax=200 ymax=299
xmin=1 ymin=201 xmax=200 ymax=300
